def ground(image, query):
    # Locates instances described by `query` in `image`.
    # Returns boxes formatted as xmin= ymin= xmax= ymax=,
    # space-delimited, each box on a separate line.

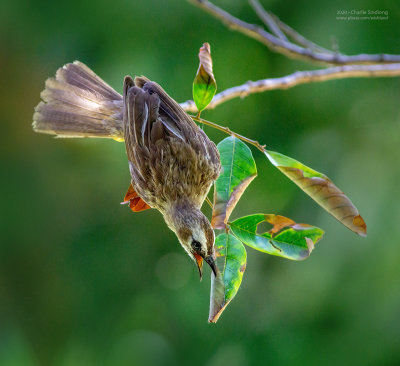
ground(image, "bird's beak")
xmin=194 ymin=253 xmax=203 ymax=280
xmin=205 ymin=256 xmax=218 ymax=277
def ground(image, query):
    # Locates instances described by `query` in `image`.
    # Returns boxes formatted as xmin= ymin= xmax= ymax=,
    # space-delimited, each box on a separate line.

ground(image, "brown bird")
xmin=33 ymin=61 xmax=221 ymax=278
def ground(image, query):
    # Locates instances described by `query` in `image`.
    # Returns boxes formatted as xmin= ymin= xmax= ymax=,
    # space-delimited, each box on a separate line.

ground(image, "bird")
xmin=33 ymin=61 xmax=221 ymax=278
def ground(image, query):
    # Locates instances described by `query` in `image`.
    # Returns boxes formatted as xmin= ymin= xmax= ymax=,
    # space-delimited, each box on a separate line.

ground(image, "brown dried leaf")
xmin=264 ymin=214 xmax=296 ymax=235
xmin=265 ymin=150 xmax=367 ymax=236
xmin=280 ymin=166 xmax=366 ymax=236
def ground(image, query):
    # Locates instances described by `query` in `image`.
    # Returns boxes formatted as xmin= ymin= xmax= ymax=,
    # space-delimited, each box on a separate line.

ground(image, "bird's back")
xmin=123 ymin=76 xmax=221 ymax=212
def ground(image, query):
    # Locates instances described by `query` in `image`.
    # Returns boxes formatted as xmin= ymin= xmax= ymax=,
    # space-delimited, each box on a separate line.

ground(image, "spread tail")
xmin=33 ymin=61 xmax=124 ymax=139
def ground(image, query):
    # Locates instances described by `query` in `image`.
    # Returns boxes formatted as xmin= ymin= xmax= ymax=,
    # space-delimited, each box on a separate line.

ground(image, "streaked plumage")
xmin=33 ymin=61 xmax=221 ymax=277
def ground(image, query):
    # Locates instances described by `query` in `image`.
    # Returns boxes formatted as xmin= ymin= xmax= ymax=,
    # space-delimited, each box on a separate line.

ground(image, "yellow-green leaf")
xmin=212 ymin=136 xmax=257 ymax=229
xmin=265 ymin=150 xmax=367 ymax=237
xmin=192 ymin=42 xmax=217 ymax=112
xmin=209 ymin=233 xmax=247 ymax=323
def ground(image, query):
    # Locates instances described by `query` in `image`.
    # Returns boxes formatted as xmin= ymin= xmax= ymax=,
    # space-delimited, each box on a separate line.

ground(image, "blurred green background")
xmin=1 ymin=0 xmax=400 ymax=365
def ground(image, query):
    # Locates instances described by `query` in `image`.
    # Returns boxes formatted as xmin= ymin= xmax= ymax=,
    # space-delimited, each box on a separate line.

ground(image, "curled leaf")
xmin=230 ymin=214 xmax=324 ymax=261
xmin=193 ymin=42 xmax=217 ymax=112
xmin=212 ymin=136 xmax=257 ymax=229
xmin=209 ymin=233 xmax=247 ymax=323
xmin=265 ymin=150 xmax=367 ymax=236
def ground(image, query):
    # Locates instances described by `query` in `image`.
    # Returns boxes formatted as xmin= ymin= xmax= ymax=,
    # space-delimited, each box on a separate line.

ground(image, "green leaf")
xmin=230 ymin=214 xmax=324 ymax=261
xmin=209 ymin=233 xmax=247 ymax=323
xmin=265 ymin=150 xmax=367 ymax=236
xmin=193 ymin=42 xmax=217 ymax=112
xmin=211 ymin=136 xmax=257 ymax=229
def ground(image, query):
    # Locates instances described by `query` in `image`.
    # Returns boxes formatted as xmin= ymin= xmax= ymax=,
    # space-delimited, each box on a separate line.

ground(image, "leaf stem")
xmin=205 ymin=196 xmax=213 ymax=208
xmin=191 ymin=115 xmax=267 ymax=153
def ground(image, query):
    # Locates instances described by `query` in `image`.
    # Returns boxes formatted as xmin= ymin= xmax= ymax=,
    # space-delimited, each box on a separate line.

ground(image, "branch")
xmin=260 ymin=7 xmax=333 ymax=54
xmin=248 ymin=0 xmax=288 ymax=42
xmin=188 ymin=0 xmax=400 ymax=65
xmin=180 ymin=63 xmax=400 ymax=112
xmin=191 ymin=115 xmax=266 ymax=152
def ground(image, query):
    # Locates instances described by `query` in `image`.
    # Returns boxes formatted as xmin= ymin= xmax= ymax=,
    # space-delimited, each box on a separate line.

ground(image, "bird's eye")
xmin=191 ymin=239 xmax=202 ymax=252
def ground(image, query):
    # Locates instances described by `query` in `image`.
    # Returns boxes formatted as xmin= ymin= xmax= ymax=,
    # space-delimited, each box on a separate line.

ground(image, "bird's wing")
xmin=124 ymin=75 xmax=190 ymax=151
xmin=124 ymin=76 xmax=162 ymax=152
xmin=134 ymin=76 xmax=220 ymax=167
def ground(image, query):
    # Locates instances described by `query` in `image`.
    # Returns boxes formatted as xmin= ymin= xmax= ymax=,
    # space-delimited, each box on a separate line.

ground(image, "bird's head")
xmin=164 ymin=201 xmax=217 ymax=279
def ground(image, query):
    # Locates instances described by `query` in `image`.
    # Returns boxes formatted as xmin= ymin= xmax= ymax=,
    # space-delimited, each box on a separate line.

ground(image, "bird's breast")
xmin=129 ymin=137 xmax=220 ymax=211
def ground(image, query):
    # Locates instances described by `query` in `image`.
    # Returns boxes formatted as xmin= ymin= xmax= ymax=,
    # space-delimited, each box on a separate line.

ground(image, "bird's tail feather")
xmin=33 ymin=61 xmax=124 ymax=139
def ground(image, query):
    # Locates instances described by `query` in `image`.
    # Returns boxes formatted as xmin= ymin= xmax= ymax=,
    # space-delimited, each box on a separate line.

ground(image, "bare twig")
xmin=248 ymin=0 xmax=287 ymax=41
xmin=180 ymin=63 xmax=400 ymax=112
xmin=269 ymin=13 xmax=333 ymax=54
xmin=191 ymin=115 xmax=266 ymax=152
xmin=182 ymin=0 xmax=400 ymax=112
xmin=250 ymin=0 xmax=334 ymax=54
xmin=188 ymin=0 xmax=400 ymax=65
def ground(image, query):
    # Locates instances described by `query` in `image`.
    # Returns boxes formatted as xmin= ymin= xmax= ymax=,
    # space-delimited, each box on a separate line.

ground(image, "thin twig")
xmin=248 ymin=0 xmax=287 ymax=41
xmin=269 ymin=13 xmax=333 ymax=54
xmin=191 ymin=115 xmax=266 ymax=152
xmin=188 ymin=0 xmax=400 ymax=65
xmin=205 ymin=196 xmax=213 ymax=208
xmin=250 ymin=0 xmax=333 ymax=54
xmin=180 ymin=63 xmax=400 ymax=112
